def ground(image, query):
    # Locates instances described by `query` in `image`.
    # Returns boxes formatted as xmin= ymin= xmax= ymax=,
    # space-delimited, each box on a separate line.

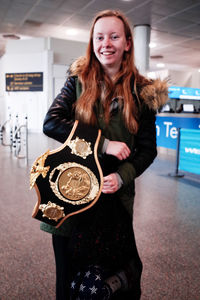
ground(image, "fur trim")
xmin=70 ymin=57 xmax=169 ymax=110
xmin=70 ymin=56 xmax=86 ymax=76
xmin=140 ymin=79 xmax=169 ymax=110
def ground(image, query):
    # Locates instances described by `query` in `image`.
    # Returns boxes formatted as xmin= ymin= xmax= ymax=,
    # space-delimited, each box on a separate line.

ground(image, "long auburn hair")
xmin=74 ymin=10 xmax=150 ymax=133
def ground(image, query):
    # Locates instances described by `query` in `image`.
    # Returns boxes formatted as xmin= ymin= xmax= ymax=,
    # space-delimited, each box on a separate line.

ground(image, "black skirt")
xmin=67 ymin=193 xmax=142 ymax=280
xmin=53 ymin=194 xmax=142 ymax=299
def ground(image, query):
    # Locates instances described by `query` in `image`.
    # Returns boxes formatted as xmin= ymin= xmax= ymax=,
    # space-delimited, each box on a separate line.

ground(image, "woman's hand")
xmin=102 ymin=173 xmax=119 ymax=194
xmin=106 ymin=141 xmax=130 ymax=160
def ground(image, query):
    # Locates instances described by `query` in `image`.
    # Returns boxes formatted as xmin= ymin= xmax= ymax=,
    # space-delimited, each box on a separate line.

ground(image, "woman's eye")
xmin=111 ymin=35 xmax=119 ymax=40
xmin=96 ymin=36 xmax=103 ymax=41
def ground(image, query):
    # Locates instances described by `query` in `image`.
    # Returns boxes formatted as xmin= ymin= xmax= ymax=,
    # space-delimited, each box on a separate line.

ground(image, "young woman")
xmin=41 ymin=10 xmax=168 ymax=300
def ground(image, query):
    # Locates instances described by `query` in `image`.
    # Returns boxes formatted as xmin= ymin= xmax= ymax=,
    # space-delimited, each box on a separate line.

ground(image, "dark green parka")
xmin=41 ymin=59 xmax=168 ymax=236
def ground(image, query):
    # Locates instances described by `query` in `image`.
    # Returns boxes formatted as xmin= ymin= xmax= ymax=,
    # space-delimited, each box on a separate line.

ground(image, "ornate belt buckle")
xmin=68 ymin=137 xmax=92 ymax=159
xmin=39 ymin=202 xmax=65 ymax=221
xmin=30 ymin=120 xmax=103 ymax=228
xmin=49 ymin=162 xmax=99 ymax=205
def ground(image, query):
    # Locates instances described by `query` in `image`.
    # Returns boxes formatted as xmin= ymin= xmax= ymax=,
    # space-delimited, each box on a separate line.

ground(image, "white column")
xmin=134 ymin=24 xmax=151 ymax=75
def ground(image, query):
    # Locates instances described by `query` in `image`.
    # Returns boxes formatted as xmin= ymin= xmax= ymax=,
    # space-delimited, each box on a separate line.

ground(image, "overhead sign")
xmin=168 ymin=86 xmax=200 ymax=100
xmin=6 ymin=72 xmax=43 ymax=92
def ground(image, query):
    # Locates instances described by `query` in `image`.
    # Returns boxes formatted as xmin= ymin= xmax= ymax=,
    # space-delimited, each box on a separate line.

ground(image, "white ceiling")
xmin=0 ymin=0 xmax=200 ymax=71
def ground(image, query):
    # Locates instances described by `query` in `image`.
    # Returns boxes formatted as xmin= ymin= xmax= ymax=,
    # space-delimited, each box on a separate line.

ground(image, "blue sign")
xmin=6 ymin=72 xmax=43 ymax=92
xmin=179 ymin=129 xmax=200 ymax=175
xmin=169 ymin=86 xmax=200 ymax=100
xmin=156 ymin=116 xmax=200 ymax=149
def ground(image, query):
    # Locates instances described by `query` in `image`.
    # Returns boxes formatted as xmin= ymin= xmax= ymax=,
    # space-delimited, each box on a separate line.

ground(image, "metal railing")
xmin=0 ymin=114 xmax=28 ymax=164
xmin=0 ymin=114 xmax=13 ymax=149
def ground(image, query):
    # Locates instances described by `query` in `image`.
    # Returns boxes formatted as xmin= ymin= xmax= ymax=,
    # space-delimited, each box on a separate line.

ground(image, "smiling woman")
xmin=41 ymin=9 xmax=168 ymax=300
xmin=93 ymin=16 xmax=130 ymax=78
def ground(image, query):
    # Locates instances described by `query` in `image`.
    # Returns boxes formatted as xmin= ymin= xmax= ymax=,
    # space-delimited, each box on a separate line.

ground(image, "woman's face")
xmin=93 ymin=16 xmax=130 ymax=76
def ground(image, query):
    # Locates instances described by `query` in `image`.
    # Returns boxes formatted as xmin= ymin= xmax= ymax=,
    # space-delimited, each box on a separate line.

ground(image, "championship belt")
xmin=30 ymin=120 xmax=103 ymax=228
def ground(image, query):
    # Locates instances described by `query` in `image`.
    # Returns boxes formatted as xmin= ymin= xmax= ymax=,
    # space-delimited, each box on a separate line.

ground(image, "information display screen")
xmin=6 ymin=72 xmax=43 ymax=92
xmin=168 ymin=86 xmax=200 ymax=100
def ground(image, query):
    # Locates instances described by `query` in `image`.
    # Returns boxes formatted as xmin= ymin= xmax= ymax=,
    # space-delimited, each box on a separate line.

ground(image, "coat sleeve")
xmin=117 ymin=105 xmax=157 ymax=185
xmin=43 ymin=76 xmax=77 ymax=143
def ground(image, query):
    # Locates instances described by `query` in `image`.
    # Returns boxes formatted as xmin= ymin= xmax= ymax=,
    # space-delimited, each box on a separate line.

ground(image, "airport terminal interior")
xmin=0 ymin=1 xmax=200 ymax=300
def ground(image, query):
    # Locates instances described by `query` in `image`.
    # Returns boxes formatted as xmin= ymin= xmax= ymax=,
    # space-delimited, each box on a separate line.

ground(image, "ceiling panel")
xmin=0 ymin=0 xmax=199 ymax=71
xmin=44 ymin=12 xmax=71 ymax=25
xmin=152 ymin=3 xmax=178 ymax=15
xmin=177 ymin=24 xmax=200 ymax=36
xmin=180 ymin=39 xmax=200 ymax=50
xmin=62 ymin=14 xmax=92 ymax=29
xmin=34 ymin=0 xmax=65 ymax=9
xmin=154 ymin=17 xmax=193 ymax=32
xmin=60 ymin=0 xmax=96 ymax=12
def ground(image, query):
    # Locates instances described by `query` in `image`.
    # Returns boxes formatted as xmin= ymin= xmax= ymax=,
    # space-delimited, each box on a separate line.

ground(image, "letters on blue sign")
xmin=156 ymin=116 xmax=200 ymax=149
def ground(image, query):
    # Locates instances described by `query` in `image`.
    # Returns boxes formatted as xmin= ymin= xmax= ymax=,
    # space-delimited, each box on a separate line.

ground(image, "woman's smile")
xmin=100 ymin=51 xmax=115 ymax=55
xmin=93 ymin=16 xmax=130 ymax=77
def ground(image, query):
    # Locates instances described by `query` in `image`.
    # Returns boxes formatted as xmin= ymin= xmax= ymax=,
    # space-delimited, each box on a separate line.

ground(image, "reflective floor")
xmin=0 ymin=133 xmax=200 ymax=300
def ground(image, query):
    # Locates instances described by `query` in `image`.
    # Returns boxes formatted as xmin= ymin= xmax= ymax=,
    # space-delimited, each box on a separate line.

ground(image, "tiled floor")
xmin=0 ymin=133 xmax=200 ymax=300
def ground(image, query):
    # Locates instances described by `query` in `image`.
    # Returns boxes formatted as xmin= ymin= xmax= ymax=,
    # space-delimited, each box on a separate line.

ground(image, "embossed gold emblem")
xmin=30 ymin=150 xmax=50 ymax=189
xmin=39 ymin=201 xmax=65 ymax=221
xmin=59 ymin=167 xmax=91 ymax=200
xmin=68 ymin=137 xmax=92 ymax=159
xmin=49 ymin=162 xmax=99 ymax=205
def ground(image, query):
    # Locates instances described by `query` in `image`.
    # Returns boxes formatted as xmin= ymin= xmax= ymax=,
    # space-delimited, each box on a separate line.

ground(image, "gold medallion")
xmin=49 ymin=162 xmax=99 ymax=205
xmin=58 ymin=167 xmax=91 ymax=200
xmin=39 ymin=201 xmax=65 ymax=221
xmin=68 ymin=137 xmax=92 ymax=159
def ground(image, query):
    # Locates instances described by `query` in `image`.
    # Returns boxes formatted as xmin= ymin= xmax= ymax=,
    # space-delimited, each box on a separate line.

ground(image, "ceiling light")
xmin=149 ymin=42 xmax=156 ymax=48
xmin=65 ymin=28 xmax=78 ymax=36
xmin=147 ymin=72 xmax=156 ymax=79
xmin=156 ymin=63 xmax=165 ymax=68
xmin=198 ymin=69 xmax=200 ymax=72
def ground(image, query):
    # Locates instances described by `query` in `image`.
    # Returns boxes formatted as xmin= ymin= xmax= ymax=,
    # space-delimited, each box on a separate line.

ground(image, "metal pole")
xmin=175 ymin=127 xmax=181 ymax=175
xmin=168 ymin=127 xmax=184 ymax=177
xmin=25 ymin=116 xmax=28 ymax=165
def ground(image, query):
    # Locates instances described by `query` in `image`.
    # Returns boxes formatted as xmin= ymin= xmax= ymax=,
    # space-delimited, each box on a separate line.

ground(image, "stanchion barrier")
xmin=0 ymin=124 xmax=2 ymax=144
xmin=13 ymin=116 xmax=28 ymax=164
xmin=1 ymin=114 xmax=13 ymax=150
xmin=168 ymin=127 xmax=184 ymax=177
xmin=12 ymin=114 xmax=19 ymax=153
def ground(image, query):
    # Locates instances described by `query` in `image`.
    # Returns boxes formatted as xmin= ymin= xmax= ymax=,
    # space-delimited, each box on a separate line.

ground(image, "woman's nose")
xmin=102 ymin=36 xmax=111 ymax=47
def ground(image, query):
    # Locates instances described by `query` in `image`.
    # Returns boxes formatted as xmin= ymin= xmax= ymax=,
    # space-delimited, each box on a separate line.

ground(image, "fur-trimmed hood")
xmin=70 ymin=56 xmax=87 ymax=76
xmin=70 ymin=56 xmax=169 ymax=111
xmin=140 ymin=79 xmax=169 ymax=111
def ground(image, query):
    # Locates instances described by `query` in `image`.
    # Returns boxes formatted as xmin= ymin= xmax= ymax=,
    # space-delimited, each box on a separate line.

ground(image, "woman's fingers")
xmin=106 ymin=141 xmax=130 ymax=160
xmin=102 ymin=173 xmax=119 ymax=194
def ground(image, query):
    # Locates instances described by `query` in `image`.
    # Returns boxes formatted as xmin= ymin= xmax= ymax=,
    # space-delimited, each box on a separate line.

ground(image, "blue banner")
xmin=179 ymin=129 xmax=200 ymax=175
xmin=169 ymin=86 xmax=200 ymax=100
xmin=156 ymin=116 xmax=200 ymax=149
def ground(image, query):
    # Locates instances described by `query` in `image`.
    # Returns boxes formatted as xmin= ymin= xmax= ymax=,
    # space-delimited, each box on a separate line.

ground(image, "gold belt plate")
xmin=49 ymin=162 xmax=99 ymax=205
